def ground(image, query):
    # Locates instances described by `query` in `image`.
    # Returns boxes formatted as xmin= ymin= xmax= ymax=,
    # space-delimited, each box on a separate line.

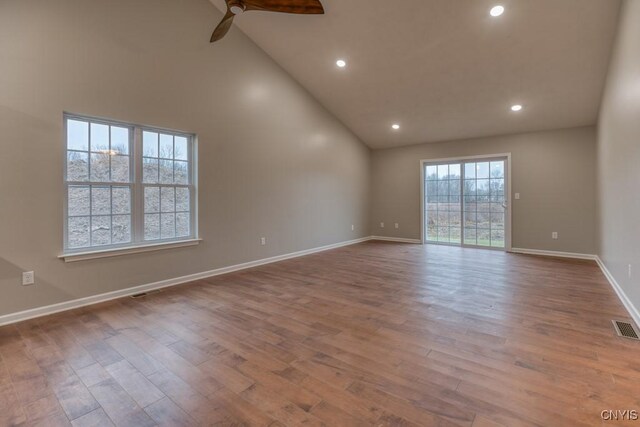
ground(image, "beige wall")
xmin=371 ymin=126 xmax=597 ymax=254
xmin=0 ymin=0 xmax=370 ymax=316
xmin=597 ymin=0 xmax=640 ymax=312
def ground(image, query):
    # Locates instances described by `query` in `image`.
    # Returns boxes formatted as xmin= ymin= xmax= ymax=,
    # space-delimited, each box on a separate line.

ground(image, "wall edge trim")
xmin=0 ymin=236 xmax=373 ymax=327
xmin=510 ymin=248 xmax=598 ymax=260
xmin=596 ymin=257 xmax=640 ymax=328
xmin=370 ymin=236 xmax=423 ymax=244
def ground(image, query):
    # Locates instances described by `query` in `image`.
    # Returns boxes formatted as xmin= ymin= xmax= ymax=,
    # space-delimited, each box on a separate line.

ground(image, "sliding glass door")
xmin=425 ymin=163 xmax=462 ymax=244
xmin=424 ymin=157 xmax=508 ymax=250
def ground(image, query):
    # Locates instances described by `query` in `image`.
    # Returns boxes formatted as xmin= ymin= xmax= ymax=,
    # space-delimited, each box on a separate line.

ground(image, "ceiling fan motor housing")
xmin=229 ymin=1 xmax=246 ymax=14
xmin=211 ymin=0 xmax=325 ymax=43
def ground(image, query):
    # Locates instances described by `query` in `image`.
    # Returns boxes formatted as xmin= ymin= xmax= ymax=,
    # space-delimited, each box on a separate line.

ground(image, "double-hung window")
xmin=64 ymin=114 xmax=197 ymax=256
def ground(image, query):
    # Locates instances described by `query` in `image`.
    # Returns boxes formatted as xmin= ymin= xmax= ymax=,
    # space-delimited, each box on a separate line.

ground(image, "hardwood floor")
xmin=0 ymin=241 xmax=638 ymax=426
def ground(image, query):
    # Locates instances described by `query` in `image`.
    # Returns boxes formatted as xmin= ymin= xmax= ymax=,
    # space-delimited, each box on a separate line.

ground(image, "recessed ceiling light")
xmin=511 ymin=104 xmax=523 ymax=112
xmin=490 ymin=5 xmax=505 ymax=17
xmin=392 ymin=124 xmax=400 ymax=130
xmin=336 ymin=59 xmax=347 ymax=68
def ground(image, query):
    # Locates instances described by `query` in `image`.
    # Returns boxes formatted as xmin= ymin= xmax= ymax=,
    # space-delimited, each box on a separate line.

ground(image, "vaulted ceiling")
xmin=210 ymin=0 xmax=621 ymax=149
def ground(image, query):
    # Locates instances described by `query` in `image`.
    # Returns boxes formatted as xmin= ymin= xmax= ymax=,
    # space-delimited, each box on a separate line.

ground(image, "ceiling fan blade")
xmin=243 ymin=0 xmax=324 ymax=14
xmin=210 ymin=9 xmax=236 ymax=42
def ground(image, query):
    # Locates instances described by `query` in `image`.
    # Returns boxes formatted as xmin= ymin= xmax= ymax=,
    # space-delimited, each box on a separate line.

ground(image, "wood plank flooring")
xmin=0 ymin=242 xmax=639 ymax=426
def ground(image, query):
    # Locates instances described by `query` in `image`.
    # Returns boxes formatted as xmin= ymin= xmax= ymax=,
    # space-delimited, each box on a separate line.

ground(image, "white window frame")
xmin=61 ymin=113 xmax=199 ymax=262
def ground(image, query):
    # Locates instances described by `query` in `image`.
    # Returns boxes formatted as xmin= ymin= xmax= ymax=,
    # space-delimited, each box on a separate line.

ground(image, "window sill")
xmin=59 ymin=239 xmax=202 ymax=263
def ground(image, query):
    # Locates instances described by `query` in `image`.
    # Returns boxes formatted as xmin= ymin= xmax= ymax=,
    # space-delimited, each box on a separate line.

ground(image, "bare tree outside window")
xmin=64 ymin=115 xmax=196 ymax=253
xmin=425 ymin=159 xmax=506 ymax=248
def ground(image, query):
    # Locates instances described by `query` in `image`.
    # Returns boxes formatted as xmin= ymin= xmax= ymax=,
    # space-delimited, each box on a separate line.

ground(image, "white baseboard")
xmin=596 ymin=257 xmax=640 ymax=328
xmin=0 ymin=236 xmax=373 ymax=327
xmin=370 ymin=236 xmax=422 ymax=244
xmin=9 ymin=238 xmax=635 ymax=333
xmin=510 ymin=248 xmax=598 ymax=260
xmin=512 ymin=249 xmax=640 ymax=327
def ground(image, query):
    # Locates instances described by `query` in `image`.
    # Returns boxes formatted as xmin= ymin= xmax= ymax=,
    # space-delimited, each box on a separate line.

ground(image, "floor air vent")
xmin=612 ymin=320 xmax=640 ymax=340
xmin=130 ymin=289 xmax=162 ymax=299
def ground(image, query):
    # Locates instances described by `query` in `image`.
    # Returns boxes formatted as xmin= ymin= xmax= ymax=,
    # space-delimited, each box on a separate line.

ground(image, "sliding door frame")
xmin=419 ymin=153 xmax=512 ymax=251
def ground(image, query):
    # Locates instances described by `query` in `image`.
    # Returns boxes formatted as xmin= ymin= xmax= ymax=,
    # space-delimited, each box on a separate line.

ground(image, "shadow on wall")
xmin=0 ymin=258 xmax=23 ymax=281
xmin=0 ymin=105 xmax=55 ymax=132
xmin=0 ymin=257 xmax=75 ymax=317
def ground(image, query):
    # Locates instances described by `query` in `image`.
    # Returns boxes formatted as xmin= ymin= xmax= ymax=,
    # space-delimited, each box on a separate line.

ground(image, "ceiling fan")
xmin=211 ymin=0 xmax=325 ymax=43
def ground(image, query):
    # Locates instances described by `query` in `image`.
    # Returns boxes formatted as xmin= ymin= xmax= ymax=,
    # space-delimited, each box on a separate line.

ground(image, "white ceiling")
xmin=211 ymin=0 xmax=621 ymax=149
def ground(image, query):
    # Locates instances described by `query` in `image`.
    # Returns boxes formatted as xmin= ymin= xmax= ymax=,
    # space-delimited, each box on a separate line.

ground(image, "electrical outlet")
xmin=22 ymin=271 xmax=35 ymax=286
xmin=395 ymin=223 xmax=399 ymax=229
xmin=260 ymin=237 xmax=266 ymax=246
xmin=380 ymin=222 xmax=385 ymax=228
xmin=515 ymin=193 xmax=521 ymax=200
xmin=351 ymin=224 xmax=355 ymax=231
xmin=552 ymin=232 xmax=558 ymax=240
